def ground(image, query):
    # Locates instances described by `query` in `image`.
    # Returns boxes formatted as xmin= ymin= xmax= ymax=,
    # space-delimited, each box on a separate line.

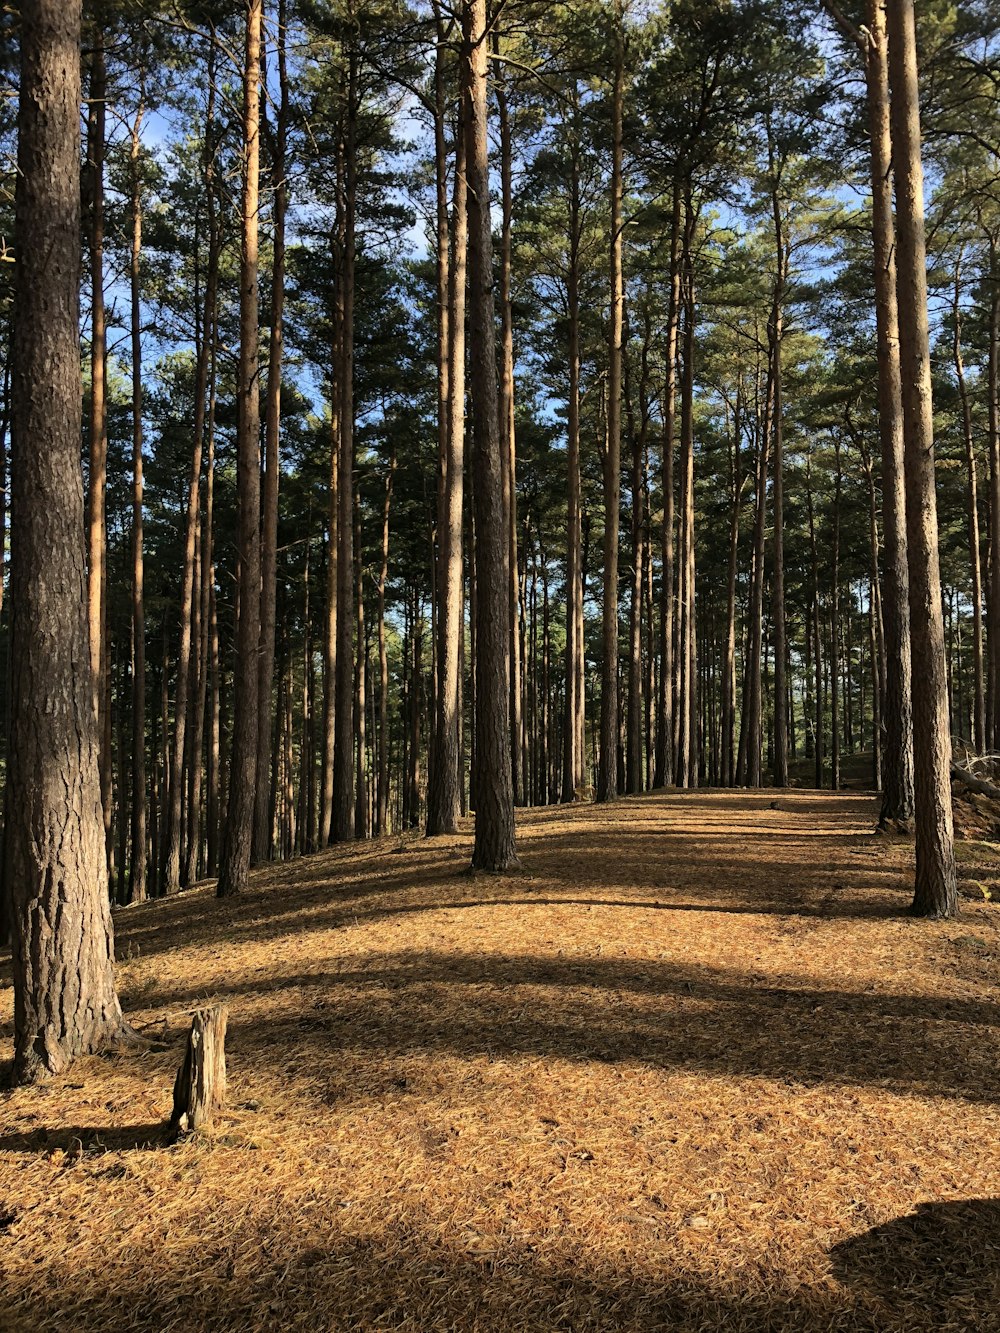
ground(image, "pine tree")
xmin=7 ymin=0 xmax=125 ymax=1080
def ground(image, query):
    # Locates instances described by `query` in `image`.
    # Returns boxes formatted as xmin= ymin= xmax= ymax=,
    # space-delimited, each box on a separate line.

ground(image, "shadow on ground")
xmin=85 ymin=791 xmax=902 ymax=974
xmin=0 ymin=1121 xmax=167 ymax=1153
xmin=5 ymin=1202 xmax=1000 ymax=1332
xmin=831 ymin=1199 xmax=1000 ymax=1327
xmin=87 ymin=939 xmax=1000 ymax=1110
xmin=1 ymin=791 xmax=997 ymax=1331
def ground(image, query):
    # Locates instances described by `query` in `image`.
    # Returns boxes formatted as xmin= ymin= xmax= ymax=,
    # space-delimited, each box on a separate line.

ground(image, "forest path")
xmin=2 ymin=789 xmax=1000 ymax=1330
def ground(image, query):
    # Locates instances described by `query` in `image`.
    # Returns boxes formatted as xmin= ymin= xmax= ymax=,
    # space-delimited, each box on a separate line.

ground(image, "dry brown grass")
xmin=1 ymin=789 xmax=999 ymax=1331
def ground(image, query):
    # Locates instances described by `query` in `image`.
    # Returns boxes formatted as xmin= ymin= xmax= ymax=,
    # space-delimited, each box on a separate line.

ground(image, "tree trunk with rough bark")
xmin=333 ymin=49 xmax=358 ymax=844
xmin=599 ymin=5 xmax=624 ymax=803
xmin=987 ymin=238 xmax=1000 ymax=749
xmin=427 ymin=68 xmax=466 ymax=836
xmin=886 ymin=0 xmax=957 ymax=918
xmin=320 ymin=185 xmax=342 ymax=847
xmin=494 ymin=41 xmax=525 ymax=808
xmin=769 ymin=171 xmax=788 ymax=788
xmin=562 ymin=94 xmax=585 ymax=802
xmin=254 ymin=0 xmax=288 ymax=863
xmin=8 ymin=0 xmax=125 ymax=1081
xmin=377 ymin=451 xmax=395 ymax=835
xmin=165 ymin=74 xmax=219 ymax=894
xmin=722 ymin=388 xmax=743 ymax=787
xmin=655 ymin=184 xmax=681 ymax=789
xmin=128 ymin=94 xmax=147 ymax=905
xmin=831 ymin=440 xmax=842 ymax=791
xmin=464 ymin=0 xmax=517 ymax=870
xmin=676 ymin=221 xmax=698 ymax=789
xmin=952 ymin=260 xmax=985 ymax=753
xmin=627 ymin=311 xmax=651 ymax=794
xmin=86 ymin=26 xmax=113 ymax=879
xmin=217 ymin=0 xmax=263 ymax=899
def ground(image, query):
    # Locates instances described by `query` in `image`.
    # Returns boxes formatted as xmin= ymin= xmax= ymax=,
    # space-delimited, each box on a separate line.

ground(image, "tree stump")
xmin=169 ymin=1005 xmax=228 ymax=1135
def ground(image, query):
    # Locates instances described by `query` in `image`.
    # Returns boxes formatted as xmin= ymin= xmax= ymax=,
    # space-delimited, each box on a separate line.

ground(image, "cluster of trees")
xmin=1 ymin=0 xmax=998 ymax=1077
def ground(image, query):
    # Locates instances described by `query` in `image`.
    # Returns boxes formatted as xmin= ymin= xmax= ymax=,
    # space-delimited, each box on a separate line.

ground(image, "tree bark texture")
xmin=218 ymin=0 xmax=263 ymax=898
xmin=8 ymin=0 xmax=124 ymax=1081
xmin=599 ymin=7 xmax=624 ymax=803
xmin=886 ymin=0 xmax=957 ymax=917
xmin=464 ymin=0 xmax=517 ymax=870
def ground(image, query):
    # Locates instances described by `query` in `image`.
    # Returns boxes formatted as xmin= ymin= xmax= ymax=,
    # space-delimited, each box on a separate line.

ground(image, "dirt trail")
xmin=1 ymin=790 xmax=999 ymax=1331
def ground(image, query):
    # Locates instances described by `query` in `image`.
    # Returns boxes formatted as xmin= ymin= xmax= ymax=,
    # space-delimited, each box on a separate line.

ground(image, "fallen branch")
xmin=951 ymin=762 xmax=1000 ymax=802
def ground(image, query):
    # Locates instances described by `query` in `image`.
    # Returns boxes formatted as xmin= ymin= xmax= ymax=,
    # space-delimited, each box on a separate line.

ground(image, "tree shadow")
xmin=516 ymin=842 xmax=910 ymax=918
xmin=134 ymin=947 xmax=1000 ymax=1031
xmin=0 ymin=1220 xmax=873 ymax=1332
xmin=110 ymin=947 xmax=1000 ymax=1108
xmin=5 ymin=788 xmax=890 ymax=978
xmin=0 ymin=1122 xmax=167 ymax=1154
xmin=106 ymin=836 xmax=909 ymax=972
xmin=831 ymin=1199 xmax=1000 ymax=1325
xmin=7 ymin=1186 xmax=992 ymax=1330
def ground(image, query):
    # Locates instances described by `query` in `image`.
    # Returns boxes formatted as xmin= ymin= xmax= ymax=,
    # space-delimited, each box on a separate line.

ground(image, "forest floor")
xmin=2 ymin=789 xmax=1000 ymax=1332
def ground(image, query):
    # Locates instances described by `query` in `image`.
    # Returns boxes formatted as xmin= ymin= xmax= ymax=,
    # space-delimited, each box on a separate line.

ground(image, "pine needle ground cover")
xmin=1 ymin=790 xmax=999 ymax=1331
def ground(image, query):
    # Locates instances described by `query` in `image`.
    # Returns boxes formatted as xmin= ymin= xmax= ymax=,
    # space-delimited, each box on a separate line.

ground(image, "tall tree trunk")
xmin=824 ymin=0 xmax=917 ymax=816
xmin=427 ymin=83 xmax=467 ymax=835
xmin=320 ymin=203 xmax=342 ymax=846
xmin=0 ymin=356 xmax=9 ymax=623
xmin=987 ymin=237 xmax=1000 ymax=748
xmin=655 ymin=183 xmax=681 ymax=788
xmin=115 ymin=638 xmax=129 ymax=902
xmin=206 ymin=583 xmax=221 ymax=874
xmin=562 ymin=92 xmax=585 ymax=801
xmin=886 ymin=0 xmax=957 ymax=917
xmin=254 ymin=0 xmax=288 ymax=862
xmin=494 ymin=40 xmax=525 ymax=807
xmin=377 ymin=451 xmax=395 ymax=835
xmin=279 ymin=640 xmax=294 ymax=856
xmin=542 ymin=542 xmax=553 ymax=800
xmin=769 ymin=172 xmax=788 ymax=788
xmin=806 ymin=451 xmax=824 ymax=787
xmin=165 ymin=72 xmax=219 ymax=893
xmin=427 ymin=2 xmax=449 ymax=805
xmin=333 ymin=47 xmax=358 ymax=843
xmin=676 ymin=206 xmax=698 ymax=788
xmin=722 ymin=389 xmax=743 ymax=787
xmin=653 ymin=185 xmax=688 ymax=778
xmin=870 ymin=577 xmax=883 ymax=787
xmin=464 ymin=0 xmax=517 ymax=869
xmin=7 ymin=0 xmax=124 ymax=1081
xmin=869 ymin=0 xmax=916 ymax=825
xmin=861 ymin=0 xmax=916 ymax=823
xmin=860 ymin=440 xmax=886 ymax=788
xmin=85 ymin=26 xmax=112 ymax=874
xmin=217 ymin=0 xmax=263 ymax=898
xmin=184 ymin=514 xmax=204 ymax=869
xmin=627 ymin=311 xmax=651 ymax=794
xmin=406 ymin=593 xmax=424 ymax=826
xmin=831 ymin=441 xmax=842 ymax=790
xmin=127 ymin=95 xmax=147 ymax=905
xmin=953 ymin=260 xmax=985 ymax=752
xmin=643 ymin=482 xmax=656 ymax=791
xmin=201 ymin=323 xmax=221 ymax=875
xmin=302 ymin=536 xmax=316 ymax=851
xmin=599 ymin=4 xmax=624 ymax=803
xmin=468 ymin=475 xmax=478 ymax=811
xmin=353 ymin=496 xmax=368 ymax=836
xmin=744 ymin=322 xmax=773 ymax=787
xmin=846 ymin=591 xmax=855 ymax=754
xmin=187 ymin=299 xmax=218 ymax=885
